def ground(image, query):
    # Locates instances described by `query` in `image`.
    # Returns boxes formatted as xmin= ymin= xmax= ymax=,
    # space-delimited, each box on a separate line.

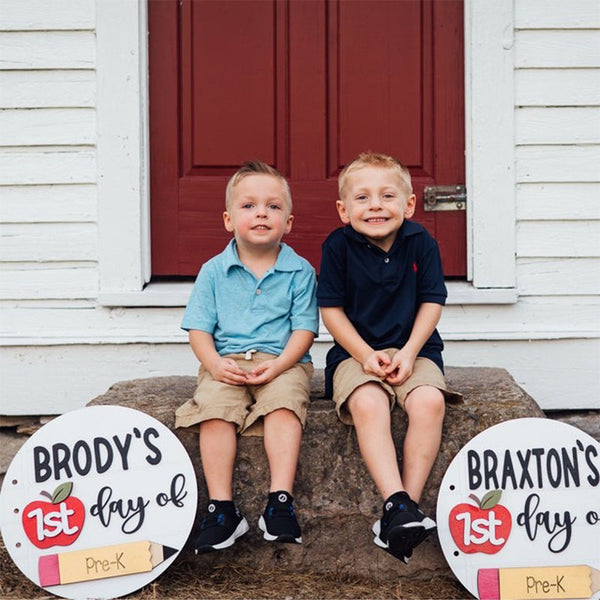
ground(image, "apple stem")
xmin=468 ymin=493 xmax=481 ymax=507
xmin=40 ymin=491 xmax=52 ymax=500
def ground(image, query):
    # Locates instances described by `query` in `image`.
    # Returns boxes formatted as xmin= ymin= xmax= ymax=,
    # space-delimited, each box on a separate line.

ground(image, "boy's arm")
xmin=245 ymin=329 xmax=315 ymax=385
xmin=320 ymin=306 xmax=392 ymax=378
xmin=384 ymin=302 xmax=442 ymax=385
xmin=189 ymin=329 xmax=247 ymax=386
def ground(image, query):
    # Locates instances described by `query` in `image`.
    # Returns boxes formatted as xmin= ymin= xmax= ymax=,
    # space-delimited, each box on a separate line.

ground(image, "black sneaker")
xmin=193 ymin=500 xmax=249 ymax=554
xmin=372 ymin=491 xmax=436 ymax=563
xmin=258 ymin=491 xmax=302 ymax=544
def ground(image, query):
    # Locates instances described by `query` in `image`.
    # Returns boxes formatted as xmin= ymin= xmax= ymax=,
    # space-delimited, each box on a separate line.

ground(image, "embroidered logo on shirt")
xmin=413 ymin=262 xmax=418 ymax=273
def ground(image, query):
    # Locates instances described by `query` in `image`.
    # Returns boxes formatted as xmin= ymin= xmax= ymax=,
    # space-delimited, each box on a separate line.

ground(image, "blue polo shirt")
xmin=317 ymin=221 xmax=447 ymax=396
xmin=182 ymin=239 xmax=318 ymax=362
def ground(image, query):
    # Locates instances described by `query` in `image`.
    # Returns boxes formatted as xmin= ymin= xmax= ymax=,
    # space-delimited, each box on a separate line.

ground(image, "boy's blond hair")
xmin=338 ymin=151 xmax=413 ymax=197
xmin=225 ymin=160 xmax=292 ymax=211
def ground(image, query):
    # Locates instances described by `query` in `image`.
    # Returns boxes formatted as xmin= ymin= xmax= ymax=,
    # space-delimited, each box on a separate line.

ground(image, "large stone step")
xmin=87 ymin=367 xmax=544 ymax=580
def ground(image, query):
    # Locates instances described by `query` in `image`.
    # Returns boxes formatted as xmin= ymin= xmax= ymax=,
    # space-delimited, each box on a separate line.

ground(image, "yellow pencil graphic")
xmin=478 ymin=565 xmax=600 ymax=600
xmin=38 ymin=540 xmax=177 ymax=587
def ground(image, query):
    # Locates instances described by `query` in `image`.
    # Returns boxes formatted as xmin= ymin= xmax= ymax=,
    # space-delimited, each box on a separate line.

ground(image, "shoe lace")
xmin=383 ymin=502 xmax=407 ymax=526
xmin=268 ymin=504 xmax=295 ymax=519
xmin=201 ymin=513 xmax=225 ymax=530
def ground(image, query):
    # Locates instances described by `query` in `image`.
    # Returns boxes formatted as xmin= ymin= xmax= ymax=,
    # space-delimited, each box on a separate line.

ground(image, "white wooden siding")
xmin=0 ymin=344 xmax=198 ymax=416
xmin=517 ymin=259 xmax=600 ymax=296
xmin=0 ymin=266 xmax=98 ymax=300
xmin=516 ymin=183 xmax=600 ymax=220
xmin=0 ymin=70 xmax=95 ymax=108
xmin=0 ymin=0 xmax=599 ymax=415
xmin=515 ymin=30 xmax=600 ymax=68
xmin=515 ymin=0 xmax=600 ymax=29
xmin=516 ymin=108 xmax=600 ymax=145
xmin=0 ymin=0 xmax=95 ymax=31
xmin=0 ymin=150 xmax=96 ymax=185
xmin=516 ymin=70 xmax=600 ymax=107
xmin=462 ymin=0 xmax=600 ymax=408
xmin=1 ymin=339 xmax=596 ymax=415
xmin=0 ymin=223 xmax=97 ymax=262
xmin=0 ymin=108 xmax=96 ymax=146
xmin=513 ymin=5 xmax=600 ymax=368
xmin=0 ymin=185 xmax=97 ymax=223
xmin=2 ymin=297 xmax=597 ymax=346
xmin=516 ymin=146 xmax=600 ymax=182
xmin=517 ymin=222 xmax=600 ymax=258
xmin=0 ymin=32 xmax=95 ymax=69
xmin=0 ymin=0 xmax=98 ymax=310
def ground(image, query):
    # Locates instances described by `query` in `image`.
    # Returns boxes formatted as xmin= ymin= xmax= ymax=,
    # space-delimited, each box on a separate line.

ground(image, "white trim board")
xmin=97 ymin=281 xmax=518 ymax=308
xmin=4 ymin=297 xmax=596 ymax=347
xmin=1 ymin=338 xmax=598 ymax=414
xmin=96 ymin=0 xmax=150 ymax=295
xmin=94 ymin=0 xmax=517 ymax=305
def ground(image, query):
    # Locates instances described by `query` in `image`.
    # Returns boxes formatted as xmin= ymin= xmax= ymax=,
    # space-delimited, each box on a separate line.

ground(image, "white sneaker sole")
xmin=195 ymin=517 xmax=249 ymax=553
xmin=372 ymin=518 xmax=435 ymax=562
xmin=373 ymin=519 xmax=420 ymax=549
xmin=372 ymin=514 xmax=436 ymax=541
xmin=258 ymin=515 xmax=302 ymax=543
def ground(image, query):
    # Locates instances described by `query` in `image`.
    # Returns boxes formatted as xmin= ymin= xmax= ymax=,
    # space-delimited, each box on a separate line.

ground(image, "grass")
xmin=0 ymin=539 xmax=470 ymax=600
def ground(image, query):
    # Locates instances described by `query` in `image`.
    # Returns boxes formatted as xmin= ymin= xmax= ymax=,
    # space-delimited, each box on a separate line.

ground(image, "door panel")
xmin=336 ymin=1 xmax=423 ymax=167
xmin=149 ymin=0 xmax=465 ymax=276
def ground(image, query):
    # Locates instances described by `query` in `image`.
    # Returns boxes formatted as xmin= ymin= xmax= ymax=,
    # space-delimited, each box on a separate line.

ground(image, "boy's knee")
xmin=405 ymin=386 xmax=445 ymax=420
xmin=347 ymin=383 xmax=390 ymax=421
xmin=264 ymin=407 xmax=301 ymax=426
xmin=200 ymin=418 xmax=236 ymax=433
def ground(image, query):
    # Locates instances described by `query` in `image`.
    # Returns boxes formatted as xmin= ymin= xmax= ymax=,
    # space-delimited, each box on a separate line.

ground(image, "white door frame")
xmin=95 ymin=0 xmax=517 ymax=306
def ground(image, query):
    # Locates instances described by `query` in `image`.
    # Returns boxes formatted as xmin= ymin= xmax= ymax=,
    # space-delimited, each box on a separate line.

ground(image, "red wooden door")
xmin=149 ymin=0 xmax=465 ymax=277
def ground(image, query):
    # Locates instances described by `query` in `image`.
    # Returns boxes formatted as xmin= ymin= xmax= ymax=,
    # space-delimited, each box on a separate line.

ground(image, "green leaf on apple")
xmin=52 ymin=481 xmax=73 ymax=504
xmin=480 ymin=489 xmax=502 ymax=510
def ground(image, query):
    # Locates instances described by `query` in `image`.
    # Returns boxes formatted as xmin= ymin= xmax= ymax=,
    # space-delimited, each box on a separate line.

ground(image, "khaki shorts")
xmin=175 ymin=352 xmax=313 ymax=437
xmin=333 ymin=351 xmax=463 ymax=426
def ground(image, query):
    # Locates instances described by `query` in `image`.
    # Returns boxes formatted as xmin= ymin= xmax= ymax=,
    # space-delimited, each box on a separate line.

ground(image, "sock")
xmin=268 ymin=490 xmax=293 ymax=504
xmin=207 ymin=499 xmax=235 ymax=511
xmin=384 ymin=490 xmax=411 ymax=510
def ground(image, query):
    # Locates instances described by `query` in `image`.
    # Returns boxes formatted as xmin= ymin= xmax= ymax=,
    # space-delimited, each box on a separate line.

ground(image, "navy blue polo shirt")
xmin=317 ymin=221 xmax=447 ymax=398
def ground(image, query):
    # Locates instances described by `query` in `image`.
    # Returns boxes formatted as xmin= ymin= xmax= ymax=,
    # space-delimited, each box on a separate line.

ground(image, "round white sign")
xmin=437 ymin=418 xmax=600 ymax=600
xmin=0 ymin=405 xmax=197 ymax=600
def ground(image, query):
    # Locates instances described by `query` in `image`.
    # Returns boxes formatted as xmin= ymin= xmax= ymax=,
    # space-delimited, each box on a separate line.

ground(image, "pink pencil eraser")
xmin=478 ymin=568 xmax=500 ymax=600
xmin=38 ymin=554 xmax=60 ymax=587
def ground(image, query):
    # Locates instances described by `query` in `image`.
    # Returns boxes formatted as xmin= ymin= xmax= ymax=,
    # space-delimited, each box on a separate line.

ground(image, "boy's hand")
xmin=209 ymin=357 xmax=248 ymax=386
xmin=362 ymin=351 xmax=392 ymax=379
xmin=245 ymin=359 xmax=284 ymax=386
xmin=384 ymin=349 xmax=417 ymax=385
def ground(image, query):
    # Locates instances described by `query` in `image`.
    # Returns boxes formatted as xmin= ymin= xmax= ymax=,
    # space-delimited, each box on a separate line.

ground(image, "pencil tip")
xmin=163 ymin=545 xmax=178 ymax=560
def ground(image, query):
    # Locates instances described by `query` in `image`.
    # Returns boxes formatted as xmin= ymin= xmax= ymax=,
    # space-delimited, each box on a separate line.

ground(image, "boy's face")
xmin=337 ymin=166 xmax=416 ymax=252
xmin=223 ymin=174 xmax=293 ymax=250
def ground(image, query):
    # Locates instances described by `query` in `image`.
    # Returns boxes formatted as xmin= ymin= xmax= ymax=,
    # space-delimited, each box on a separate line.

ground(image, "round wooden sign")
xmin=437 ymin=418 xmax=600 ymax=600
xmin=0 ymin=405 xmax=197 ymax=599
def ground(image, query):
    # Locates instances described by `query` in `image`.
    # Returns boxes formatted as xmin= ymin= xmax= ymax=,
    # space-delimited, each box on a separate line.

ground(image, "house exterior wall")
xmin=0 ymin=0 xmax=598 ymax=415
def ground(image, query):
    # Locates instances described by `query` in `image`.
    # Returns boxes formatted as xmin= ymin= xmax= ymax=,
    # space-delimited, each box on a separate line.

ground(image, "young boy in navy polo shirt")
xmin=176 ymin=160 xmax=318 ymax=554
xmin=317 ymin=151 xmax=460 ymax=563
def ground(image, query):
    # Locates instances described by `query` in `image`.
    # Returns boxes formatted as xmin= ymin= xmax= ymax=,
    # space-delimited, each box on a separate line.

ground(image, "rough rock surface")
xmin=88 ymin=367 xmax=544 ymax=580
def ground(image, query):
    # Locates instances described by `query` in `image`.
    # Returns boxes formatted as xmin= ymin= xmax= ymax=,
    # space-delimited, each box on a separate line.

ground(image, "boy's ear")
xmin=223 ymin=211 xmax=234 ymax=232
xmin=404 ymin=194 xmax=417 ymax=219
xmin=336 ymin=200 xmax=351 ymax=224
xmin=284 ymin=213 xmax=294 ymax=235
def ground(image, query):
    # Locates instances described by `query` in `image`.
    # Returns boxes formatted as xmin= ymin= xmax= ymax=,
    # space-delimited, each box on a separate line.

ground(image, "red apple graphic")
xmin=449 ymin=489 xmax=511 ymax=554
xmin=22 ymin=482 xmax=85 ymax=549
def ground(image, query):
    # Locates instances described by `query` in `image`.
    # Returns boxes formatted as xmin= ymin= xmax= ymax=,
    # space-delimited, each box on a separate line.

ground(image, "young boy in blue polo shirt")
xmin=317 ymin=151 xmax=460 ymax=563
xmin=176 ymin=160 xmax=318 ymax=553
